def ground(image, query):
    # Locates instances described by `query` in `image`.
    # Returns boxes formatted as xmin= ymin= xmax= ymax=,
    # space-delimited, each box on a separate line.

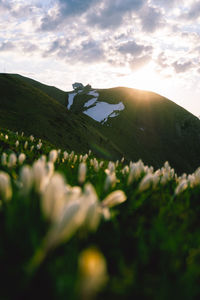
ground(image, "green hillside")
xmin=1 ymin=73 xmax=200 ymax=174
xmin=0 ymin=74 xmax=120 ymax=159
xmin=71 ymin=87 xmax=200 ymax=174
xmin=8 ymin=73 xmax=68 ymax=106
xmin=1 ymin=128 xmax=200 ymax=299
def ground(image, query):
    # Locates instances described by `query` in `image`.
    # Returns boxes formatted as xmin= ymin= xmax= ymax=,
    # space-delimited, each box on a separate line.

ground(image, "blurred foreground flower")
xmin=0 ymin=171 xmax=12 ymax=201
xmin=78 ymin=247 xmax=108 ymax=300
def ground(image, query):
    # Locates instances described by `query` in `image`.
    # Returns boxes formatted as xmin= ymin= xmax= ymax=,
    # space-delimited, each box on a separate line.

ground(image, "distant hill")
xmin=0 ymin=73 xmax=120 ymax=157
xmin=9 ymin=73 xmax=67 ymax=106
xmin=1 ymin=73 xmax=200 ymax=173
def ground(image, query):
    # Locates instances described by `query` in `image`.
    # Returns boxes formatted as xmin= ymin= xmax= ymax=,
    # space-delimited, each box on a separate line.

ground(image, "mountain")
xmin=67 ymin=85 xmax=200 ymax=173
xmin=9 ymin=73 xmax=67 ymax=106
xmin=0 ymin=73 xmax=119 ymax=157
xmin=1 ymin=73 xmax=200 ymax=174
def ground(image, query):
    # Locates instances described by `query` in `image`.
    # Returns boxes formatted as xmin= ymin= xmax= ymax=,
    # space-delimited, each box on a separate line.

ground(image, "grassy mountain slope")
xmin=8 ymin=73 xmax=67 ymax=106
xmin=0 ymin=74 xmax=120 ymax=158
xmin=1 ymin=73 xmax=200 ymax=173
xmin=74 ymin=87 xmax=200 ymax=173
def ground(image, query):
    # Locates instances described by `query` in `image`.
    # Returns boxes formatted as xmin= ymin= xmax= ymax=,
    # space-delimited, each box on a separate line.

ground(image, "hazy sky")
xmin=1 ymin=0 xmax=200 ymax=116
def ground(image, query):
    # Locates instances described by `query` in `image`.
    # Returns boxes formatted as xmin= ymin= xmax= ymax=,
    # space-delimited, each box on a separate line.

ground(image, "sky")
xmin=0 ymin=0 xmax=200 ymax=116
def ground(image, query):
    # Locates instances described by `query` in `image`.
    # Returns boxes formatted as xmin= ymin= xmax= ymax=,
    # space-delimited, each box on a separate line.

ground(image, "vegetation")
xmin=1 ymin=128 xmax=200 ymax=299
xmin=1 ymin=74 xmax=200 ymax=174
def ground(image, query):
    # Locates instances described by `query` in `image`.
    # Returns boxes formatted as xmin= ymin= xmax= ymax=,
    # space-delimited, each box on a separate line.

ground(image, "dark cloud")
xmin=0 ymin=0 xmax=10 ymax=10
xmin=140 ymin=5 xmax=164 ymax=33
xmin=58 ymin=0 xmax=98 ymax=16
xmin=72 ymin=39 xmax=105 ymax=62
xmin=87 ymin=0 xmax=145 ymax=29
xmin=182 ymin=1 xmax=200 ymax=20
xmin=22 ymin=42 xmax=38 ymax=53
xmin=40 ymin=0 xmax=145 ymax=31
xmin=44 ymin=37 xmax=104 ymax=63
xmin=172 ymin=61 xmax=194 ymax=73
xmin=150 ymin=0 xmax=179 ymax=9
xmin=40 ymin=0 xmax=98 ymax=31
xmin=118 ymin=40 xmax=152 ymax=56
xmin=0 ymin=41 xmax=15 ymax=51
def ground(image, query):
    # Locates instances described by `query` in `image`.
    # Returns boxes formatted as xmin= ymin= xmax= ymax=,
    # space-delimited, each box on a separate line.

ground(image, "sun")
xmin=118 ymin=64 xmax=167 ymax=96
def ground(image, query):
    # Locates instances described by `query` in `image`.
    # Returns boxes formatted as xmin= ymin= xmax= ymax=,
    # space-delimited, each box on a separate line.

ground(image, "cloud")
xmin=139 ymin=5 xmax=164 ymax=33
xmin=172 ymin=60 xmax=194 ymax=73
xmin=157 ymin=52 xmax=169 ymax=68
xmin=40 ymin=0 xmax=146 ymax=31
xmin=0 ymin=41 xmax=15 ymax=52
xmin=0 ymin=0 xmax=10 ymax=11
xmin=44 ymin=37 xmax=104 ymax=63
xmin=182 ymin=1 xmax=200 ymax=20
xmin=72 ymin=39 xmax=105 ymax=62
xmin=21 ymin=42 xmax=38 ymax=53
xmin=118 ymin=40 xmax=152 ymax=56
xmin=87 ymin=0 xmax=145 ymax=29
xmin=130 ymin=55 xmax=152 ymax=70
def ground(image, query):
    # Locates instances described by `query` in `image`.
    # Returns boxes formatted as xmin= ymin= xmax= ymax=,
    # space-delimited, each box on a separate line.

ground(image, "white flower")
xmin=36 ymin=142 xmax=42 ymax=150
xmin=99 ymin=161 xmax=104 ymax=168
xmin=73 ymin=155 xmax=78 ymax=164
xmin=0 ymin=171 xmax=12 ymax=201
xmin=18 ymin=153 xmax=26 ymax=165
xmin=20 ymin=165 xmax=33 ymax=195
xmin=175 ymin=179 xmax=188 ymax=195
xmin=30 ymin=145 xmax=34 ymax=152
xmin=49 ymin=150 xmax=58 ymax=163
xmin=104 ymin=171 xmax=117 ymax=191
xmin=102 ymin=190 xmax=127 ymax=208
xmin=139 ymin=173 xmax=154 ymax=192
xmin=24 ymin=141 xmax=28 ymax=149
xmin=29 ymin=135 xmax=34 ymax=142
xmin=15 ymin=140 xmax=19 ymax=147
xmin=78 ymin=162 xmax=87 ymax=184
xmin=127 ymin=160 xmax=144 ymax=185
xmin=83 ymin=154 xmax=88 ymax=162
xmin=32 ymin=160 xmax=48 ymax=193
xmin=8 ymin=153 xmax=17 ymax=168
xmin=78 ymin=248 xmax=108 ymax=299
xmin=93 ymin=159 xmax=99 ymax=172
xmin=82 ymin=183 xmax=101 ymax=231
xmin=42 ymin=173 xmax=66 ymax=222
xmin=63 ymin=151 xmax=68 ymax=160
xmin=108 ymin=161 xmax=115 ymax=173
xmin=1 ymin=153 xmax=7 ymax=166
xmin=5 ymin=135 xmax=8 ymax=140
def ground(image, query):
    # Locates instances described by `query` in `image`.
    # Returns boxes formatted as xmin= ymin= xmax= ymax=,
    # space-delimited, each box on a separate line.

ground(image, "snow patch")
xmin=83 ymin=101 xmax=125 ymax=123
xmin=67 ymin=92 xmax=77 ymax=109
xmin=84 ymin=90 xmax=99 ymax=108
xmin=84 ymin=98 xmax=97 ymax=108
xmin=88 ymin=90 xmax=99 ymax=97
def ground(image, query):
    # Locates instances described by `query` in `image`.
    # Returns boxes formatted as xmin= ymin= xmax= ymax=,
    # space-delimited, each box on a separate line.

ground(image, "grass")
xmin=1 ymin=73 xmax=200 ymax=175
xmin=1 ymin=128 xmax=200 ymax=299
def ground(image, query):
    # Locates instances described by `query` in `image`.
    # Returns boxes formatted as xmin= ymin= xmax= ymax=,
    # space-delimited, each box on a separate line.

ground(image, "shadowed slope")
xmin=8 ymin=73 xmax=67 ymax=106
xmin=0 ymin=74 xmax=120 ymax=158
xmin=1 ymin=73 xmax=200 ymax=173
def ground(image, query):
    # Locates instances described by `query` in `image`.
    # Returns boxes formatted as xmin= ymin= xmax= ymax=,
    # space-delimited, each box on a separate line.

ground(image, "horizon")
xmin=1 ymin=0 xmax=200 ymax=116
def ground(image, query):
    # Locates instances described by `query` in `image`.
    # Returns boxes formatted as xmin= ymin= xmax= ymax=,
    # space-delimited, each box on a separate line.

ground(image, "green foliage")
xmin=1 ymin=74 xmax=200 ymax=174
xmin=1 ymin=128 xmax=200 ymax=299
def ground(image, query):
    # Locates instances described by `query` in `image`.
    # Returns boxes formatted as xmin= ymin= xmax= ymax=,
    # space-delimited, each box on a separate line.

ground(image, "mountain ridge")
xmin=0 ymin=73 xmax=200 ymax=174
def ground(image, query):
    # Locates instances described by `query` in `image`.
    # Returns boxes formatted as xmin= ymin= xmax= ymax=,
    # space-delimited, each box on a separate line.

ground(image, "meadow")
xmin=1 ymin=128 xmax=200 ymax=299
